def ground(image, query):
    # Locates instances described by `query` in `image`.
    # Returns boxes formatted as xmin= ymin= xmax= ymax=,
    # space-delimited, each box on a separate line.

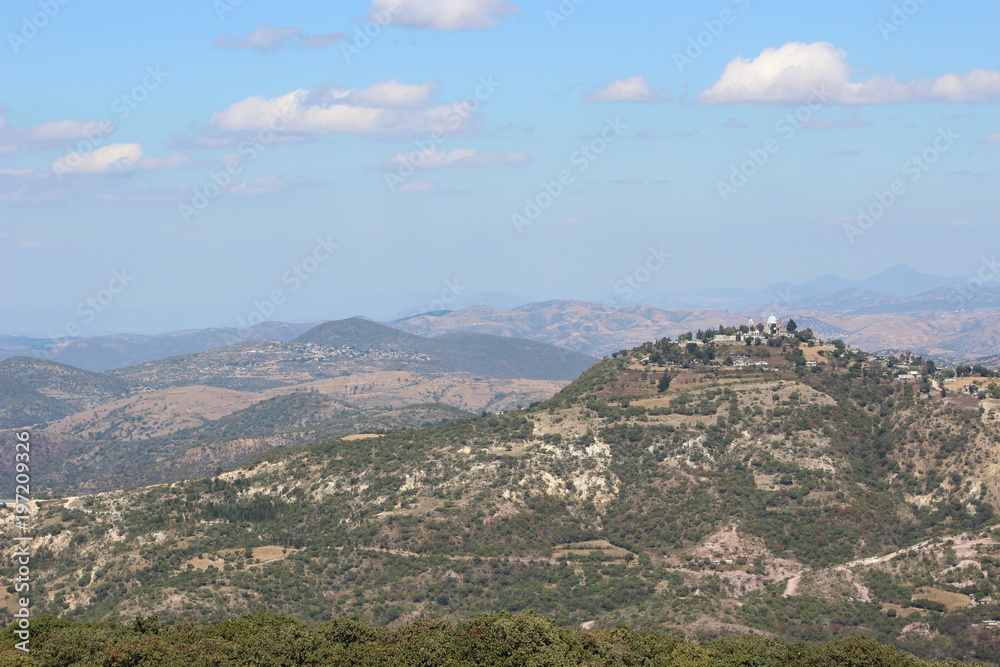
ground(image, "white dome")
xmin=767 ymin=315 xmax=778 ymax=324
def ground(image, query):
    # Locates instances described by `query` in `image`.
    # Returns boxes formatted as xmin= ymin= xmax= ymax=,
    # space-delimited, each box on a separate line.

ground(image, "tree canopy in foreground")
xmin=0 ymin=611 xmax=970 ymax=666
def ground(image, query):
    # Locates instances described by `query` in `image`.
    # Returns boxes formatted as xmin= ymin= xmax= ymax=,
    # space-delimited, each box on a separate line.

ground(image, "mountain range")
xmin=4 ymin=265 xmax=998 ymax=376
xmin=0 ymin=318 xmax=596 ymax=493
xmin=394 ymin=300 xmax=1000 ymax=367
xmin=7 ymin=331 xmax=1000 ymax=663
xmin=646 ymin=265 xmax=976 ymax=311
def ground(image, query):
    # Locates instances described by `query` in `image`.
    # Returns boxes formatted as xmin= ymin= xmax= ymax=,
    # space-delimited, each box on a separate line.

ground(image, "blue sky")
xmin=1 ymin=0 xmax=998 ymax=335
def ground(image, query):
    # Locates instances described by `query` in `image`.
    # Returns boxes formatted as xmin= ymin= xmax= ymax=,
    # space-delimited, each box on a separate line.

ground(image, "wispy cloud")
xmin=51 ymin=143 xmax=187 ymax=175
xmin=205 ymin=79 xmax=481 ymax=142
xmin=697 ymin=42 xmax=1000 ymax=105
xmin=214 ymin=22 xmax=343 ymax=53
xmin=0 ymin=115 xmax=114 ymax=155
xmin=379 ymin=147 xmax=530 ymax=170
xmin=584 ymin=76 xmax=669 ymax=103
xmin=368 ymin=0 xmax=518 ymax=30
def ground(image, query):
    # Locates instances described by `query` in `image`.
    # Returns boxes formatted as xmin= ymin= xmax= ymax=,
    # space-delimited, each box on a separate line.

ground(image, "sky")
xmin=1 ymin=0 xmax=998 ymax=336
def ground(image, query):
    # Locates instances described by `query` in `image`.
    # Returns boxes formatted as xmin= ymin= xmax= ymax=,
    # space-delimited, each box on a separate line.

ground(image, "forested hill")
xmin=7 ymin=332 xmax=1000 ymax=663
xmin=0 ymin=612 xmax=964 ymax=666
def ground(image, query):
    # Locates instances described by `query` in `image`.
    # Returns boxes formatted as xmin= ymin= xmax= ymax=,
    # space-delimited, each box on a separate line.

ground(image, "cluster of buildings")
xmin=730 ymin=354 xmax=768 ymax=368
xmin=709 ymin=316 xmax=787 ymax=344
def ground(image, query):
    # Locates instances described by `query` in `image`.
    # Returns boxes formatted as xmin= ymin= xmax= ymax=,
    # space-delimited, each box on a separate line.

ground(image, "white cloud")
xmin=27 ymin=120 xmax=106 ymax=141
xmin=308 ymin=79 xmax=437 ymax=109
xmin=697 ymin=42 xmax=1000 ymax=105
xmin=51 ymin=143 xmax=187 ymax=175
xmin=981 ymin=131 xmax=1000 ymax=143
xmin=370 ymin=0 xmax=518 ymax=30
xmin=380 ymin=147 xmax=530 ymax=170
xmin=209 ymin=80 xmax=481 ymax=139
xmin=0 ymin=116 xmax=115 ymax=155
xmin=584 ymin=76 xmax=668 ymax=103
xmin=214 ymin=22 xmax=343 ymax=53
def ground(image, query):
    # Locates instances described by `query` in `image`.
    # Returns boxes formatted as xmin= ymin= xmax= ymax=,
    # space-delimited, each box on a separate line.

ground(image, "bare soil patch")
xmin=914 ymin=586 xmax=973 ymax=611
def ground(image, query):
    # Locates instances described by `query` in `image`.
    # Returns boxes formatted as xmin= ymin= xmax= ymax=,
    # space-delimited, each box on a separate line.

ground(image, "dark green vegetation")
xmin=0 ymin=357 xmax=130 ymax=428
xmin=7 ymin=333 xmax=1000 ymax=663
xmin=0 ymin=612 xmax=968 ymax=666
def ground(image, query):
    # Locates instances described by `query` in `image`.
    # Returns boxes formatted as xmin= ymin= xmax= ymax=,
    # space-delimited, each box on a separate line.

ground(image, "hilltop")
xmin=0 ymin=357 xmax=131 ymax=428
xmin=293 ymin=317 xmax=596 ymax=380
xmin=7 ymin=324 xmax=1000 ymax=663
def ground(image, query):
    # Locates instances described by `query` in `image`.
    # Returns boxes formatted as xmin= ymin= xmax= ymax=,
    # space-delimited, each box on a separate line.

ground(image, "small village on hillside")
xmin=632 ymin=316 xmax=1000 ymax=411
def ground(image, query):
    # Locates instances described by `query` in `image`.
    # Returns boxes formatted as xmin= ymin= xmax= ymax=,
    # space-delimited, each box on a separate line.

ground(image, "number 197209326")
xmin=14 ymin=431 xmax=31 ymax=506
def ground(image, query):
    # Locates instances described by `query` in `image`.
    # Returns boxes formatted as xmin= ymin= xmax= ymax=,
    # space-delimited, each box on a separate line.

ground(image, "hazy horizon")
xmin=0 ymin=261 xmax=986 ymax=339
xmin=2 ymin=1 xmax=998 ymax=337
